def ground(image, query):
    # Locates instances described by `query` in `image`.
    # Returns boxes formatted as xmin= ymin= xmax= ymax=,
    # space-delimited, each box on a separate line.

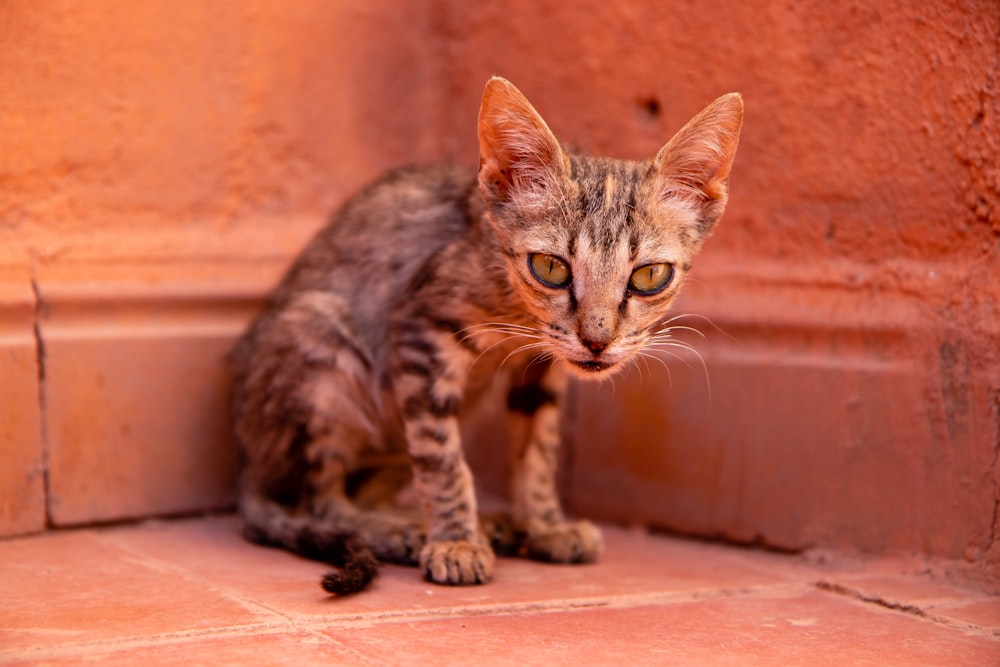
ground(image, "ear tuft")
xmin=477 ymin=77 xmax=568 ymax=208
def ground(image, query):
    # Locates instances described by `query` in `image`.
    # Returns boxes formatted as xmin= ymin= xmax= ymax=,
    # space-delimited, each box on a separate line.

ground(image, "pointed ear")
xmin=650 ymin=92 xmax=743 ymax=233
xmin=477 ymin=77 xmax=569 ymax=208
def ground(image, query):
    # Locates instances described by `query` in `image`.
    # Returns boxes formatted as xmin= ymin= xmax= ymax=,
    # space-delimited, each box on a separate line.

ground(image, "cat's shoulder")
xmin=349 ymin=163 xmax=473 ymax=208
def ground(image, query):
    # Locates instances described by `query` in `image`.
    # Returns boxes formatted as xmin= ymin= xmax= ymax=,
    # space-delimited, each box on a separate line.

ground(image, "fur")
xmin=230 ymin=77 xmax=743 ymax=594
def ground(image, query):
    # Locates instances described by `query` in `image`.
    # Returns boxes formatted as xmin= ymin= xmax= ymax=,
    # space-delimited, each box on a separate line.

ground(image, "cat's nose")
xmin=580 ymin=338 xmax=609 ymax=356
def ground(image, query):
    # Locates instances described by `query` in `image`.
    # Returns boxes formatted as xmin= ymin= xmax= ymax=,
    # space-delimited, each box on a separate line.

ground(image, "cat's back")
xmin=232 ymin=163 xmax=482 ymax=371
xmin=275 ymin=164 xmax=477 ymax=301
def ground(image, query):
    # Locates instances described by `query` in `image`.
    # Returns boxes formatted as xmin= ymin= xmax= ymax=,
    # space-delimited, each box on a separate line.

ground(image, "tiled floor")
xmin=1 ymin=516 xmax=997 ymax=666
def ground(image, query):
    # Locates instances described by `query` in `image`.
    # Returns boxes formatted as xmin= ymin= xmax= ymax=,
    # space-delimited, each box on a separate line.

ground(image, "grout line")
xmin=95 ymin=520 xmax=819 ymax=625
xmin=300 ymin=628 xmax=394 ymax=667
xmin=0 ymin=621 xmax=293 ymax=663
xmin=0 ymin=579 xmax=816 ymax=662
xmin=245 ymin=581 xmax=814 ymax=632
xmin=95 ymin=532 xmax=300 ymax=625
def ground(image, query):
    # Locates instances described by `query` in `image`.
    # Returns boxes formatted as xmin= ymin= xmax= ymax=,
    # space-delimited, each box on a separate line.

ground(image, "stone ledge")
xmin=0 ymin=254 xmax=994 ymax=568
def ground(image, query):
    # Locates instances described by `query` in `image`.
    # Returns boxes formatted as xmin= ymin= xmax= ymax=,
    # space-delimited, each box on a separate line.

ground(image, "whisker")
xmin=636 ymin=353 xmax=650 ymax=385
xmin=652 ymin=343 xmax=712 ymax=406
xmin=641 ymin=349 xmax=672 ymax=374
xmin=499 ymin=342 xmax=553 ymax=372
xmin=658 ymin=312 xmax=737 ymax=344
xmin=522 ymin=351 xmax=555 ymax=377
xmin=466 ymin=328 xmax=541 ymax=375
xmin=651 ymin=341 xmax=705 ymax=373
xmin=638 ymin=351 xmax=672 ymax=387
xmin=656 ymin=324 xmax=706 ymax=339
xmin=460 ymin=321 xmax=542 ymax=336
xmin=650 ymin=335 xmax=704 ymax=359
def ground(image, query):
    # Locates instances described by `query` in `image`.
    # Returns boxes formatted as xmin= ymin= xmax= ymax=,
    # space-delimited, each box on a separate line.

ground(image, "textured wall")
xmin=1 ymin=0 xmax=997 ymax=585
xmin=0 ymin=0 xmax=441 ymax=532
xmin=423 ymin=0 xmax=999 ymax=578
xmin=0 ymin=0 xmax=445 ymax=268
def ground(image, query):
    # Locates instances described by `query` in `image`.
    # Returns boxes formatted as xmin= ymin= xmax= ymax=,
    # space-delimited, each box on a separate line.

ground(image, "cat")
xmin=229 ymin=76 xmax=742 ymax=595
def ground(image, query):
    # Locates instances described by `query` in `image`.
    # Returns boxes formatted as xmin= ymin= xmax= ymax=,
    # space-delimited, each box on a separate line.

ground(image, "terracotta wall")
xmin=2 ymin=1 xmax=997 ymax=580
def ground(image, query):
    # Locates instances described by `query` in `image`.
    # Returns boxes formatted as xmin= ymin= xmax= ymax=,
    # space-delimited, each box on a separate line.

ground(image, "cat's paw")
xmin=420 ymin=540 xmax=495 ymax=585
xmin=374 ymin=522 xmax=426 ymax=566
xmin=525 ymin=520 xmax=603 ymax=564
xmin=480 ymin=511 xmax=523 ymax=557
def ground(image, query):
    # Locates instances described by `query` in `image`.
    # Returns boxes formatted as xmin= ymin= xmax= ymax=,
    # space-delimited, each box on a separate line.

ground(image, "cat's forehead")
xmin=566 ymin=155 xmax=692 ymax=263
xmin=513 ymin=154 xmax=697 ymax=266
xmin=569 ymin=155 xmax=647 ymax=207
xmin=563 ymin=156 xmax=641 ymax=247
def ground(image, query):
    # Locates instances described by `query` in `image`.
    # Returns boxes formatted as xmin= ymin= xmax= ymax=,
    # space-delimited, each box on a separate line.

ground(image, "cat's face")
xmin=477 ymin=77 xmax=743 ymax=376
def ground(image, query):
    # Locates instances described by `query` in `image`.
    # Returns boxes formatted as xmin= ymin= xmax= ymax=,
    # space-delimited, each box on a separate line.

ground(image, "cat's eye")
xmin=628 ymin=263 xmax=674 ymax=295
xmin=528 ymin=253 xmax=571 ymax=288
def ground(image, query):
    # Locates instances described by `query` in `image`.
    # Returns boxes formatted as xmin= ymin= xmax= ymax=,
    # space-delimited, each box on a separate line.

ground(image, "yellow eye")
xmin=528 ymin=253 xmax=571 ymax=288
xmin=629 ymin=263 xmax=674 ymax=295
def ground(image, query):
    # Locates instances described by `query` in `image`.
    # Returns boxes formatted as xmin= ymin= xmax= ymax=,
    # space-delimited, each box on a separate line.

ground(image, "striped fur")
xmin=230 ymin=77 xmax=742 ymax=594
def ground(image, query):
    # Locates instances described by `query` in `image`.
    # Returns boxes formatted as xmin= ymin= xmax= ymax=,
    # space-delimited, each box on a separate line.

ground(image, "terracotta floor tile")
xmin=2 ymin=516 xmax=997 ymax=665
xmin=332 ymin=593 xmax=1000 ymax=667
xmin=815 ymin=573 xmax=1000 ymax=634
xmin=100 ymin=516 xmax=799 ymax=620
xmin=828 ymin=573 xmax=988 ymax=606
xmin=932 ymin=597 xmax=1000 ymax=631
xmin=4 ymin=631 xmax=369 ymax=666
xmin=0 ymin=529 xmax=277 ymax=655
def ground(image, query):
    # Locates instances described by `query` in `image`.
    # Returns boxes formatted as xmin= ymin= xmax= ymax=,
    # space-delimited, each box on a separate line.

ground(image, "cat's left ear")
xmin=477 ymin=77 xmax=570 ymax=209
xmin=650 ymin=92 xmax=744 ymax=237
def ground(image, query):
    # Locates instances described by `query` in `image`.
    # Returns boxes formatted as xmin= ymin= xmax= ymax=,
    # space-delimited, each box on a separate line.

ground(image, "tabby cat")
xmin=230 ymin=77 xmax=742 ymax=594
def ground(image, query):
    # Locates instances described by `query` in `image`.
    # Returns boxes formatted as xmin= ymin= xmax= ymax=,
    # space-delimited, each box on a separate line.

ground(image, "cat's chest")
xmin=464 ymin=330 xmax=543 ymax=385
xmin=383 ymin=322 xmax=543 ymax=399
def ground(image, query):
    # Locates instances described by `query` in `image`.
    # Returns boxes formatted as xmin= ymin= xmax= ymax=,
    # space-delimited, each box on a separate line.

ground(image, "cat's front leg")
xmin=508 ymin=359 xmax=603 ymax=564
xmin=393 ymin=326 xmax=494 ymax=585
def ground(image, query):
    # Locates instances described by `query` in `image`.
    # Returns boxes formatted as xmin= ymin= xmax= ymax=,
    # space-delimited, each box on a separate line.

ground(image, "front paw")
xmin=420 ymin=540 xmax=495 ymax=585
xmin=525 ymin=520 xmax=602 ymax=564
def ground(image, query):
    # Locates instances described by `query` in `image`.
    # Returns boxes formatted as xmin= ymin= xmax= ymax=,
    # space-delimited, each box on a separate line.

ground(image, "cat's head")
xmin=477 ymin=76 xmax=742 ymax=377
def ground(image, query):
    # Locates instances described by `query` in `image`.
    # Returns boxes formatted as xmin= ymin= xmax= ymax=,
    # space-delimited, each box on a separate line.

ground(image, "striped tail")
xmin=239 ymin=493 xmax=379 ymax=596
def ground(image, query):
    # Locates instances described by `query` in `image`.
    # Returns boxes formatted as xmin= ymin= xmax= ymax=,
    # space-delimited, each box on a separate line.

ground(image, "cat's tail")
xmin=239 ymin=493 xmax=378 ymax=595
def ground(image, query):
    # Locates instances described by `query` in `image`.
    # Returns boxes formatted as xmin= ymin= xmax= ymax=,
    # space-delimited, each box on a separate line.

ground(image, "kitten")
xmin=230 ymin=77 xmax=742 ymax=594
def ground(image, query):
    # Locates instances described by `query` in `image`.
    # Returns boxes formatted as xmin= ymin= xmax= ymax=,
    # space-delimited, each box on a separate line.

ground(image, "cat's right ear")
xmin=477 ymin=77 xmax=569 ymax=209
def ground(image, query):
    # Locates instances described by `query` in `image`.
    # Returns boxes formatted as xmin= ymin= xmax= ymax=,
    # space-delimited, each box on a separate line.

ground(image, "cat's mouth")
xmin=569 ymin=359 xmax=615 ymax=374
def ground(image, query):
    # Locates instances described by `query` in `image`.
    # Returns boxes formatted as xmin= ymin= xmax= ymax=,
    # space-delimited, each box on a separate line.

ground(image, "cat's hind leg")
xmin=238 ymin=431 xmax=425 ymax=595
xmin=233 ymin=290 xmax=424 ymax=592
xmin=297 ymin=406 xmax=429 ymax=567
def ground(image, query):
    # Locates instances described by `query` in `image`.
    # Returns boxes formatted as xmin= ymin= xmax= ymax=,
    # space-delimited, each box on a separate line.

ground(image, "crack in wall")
xmin=29 ymin=273 xmax=52 ymax=529
xmin=990 ymin=388 xmax=1000 ymax=553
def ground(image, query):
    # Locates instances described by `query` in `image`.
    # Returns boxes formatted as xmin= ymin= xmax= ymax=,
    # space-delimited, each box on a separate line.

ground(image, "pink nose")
xmin=580 ymin=338 xmax=608 ymax=355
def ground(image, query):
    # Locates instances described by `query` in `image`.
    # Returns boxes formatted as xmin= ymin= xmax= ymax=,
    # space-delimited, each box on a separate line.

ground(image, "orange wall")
xmin=0 ymin=0 xmax=445 ymax=269
xmin=1 ymin=1 xmax=998 ymax=584
xmin=428 ymin=0 xmax=1000 ymax=579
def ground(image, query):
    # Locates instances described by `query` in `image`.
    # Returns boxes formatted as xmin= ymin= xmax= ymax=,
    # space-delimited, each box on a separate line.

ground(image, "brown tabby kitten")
xmin=230 ymin=77 xmax=742 ymax=594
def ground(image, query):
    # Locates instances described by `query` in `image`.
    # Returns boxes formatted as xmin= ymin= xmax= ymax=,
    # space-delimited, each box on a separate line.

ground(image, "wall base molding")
xmin=1 ymin=254 xmax=996 ymax=572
